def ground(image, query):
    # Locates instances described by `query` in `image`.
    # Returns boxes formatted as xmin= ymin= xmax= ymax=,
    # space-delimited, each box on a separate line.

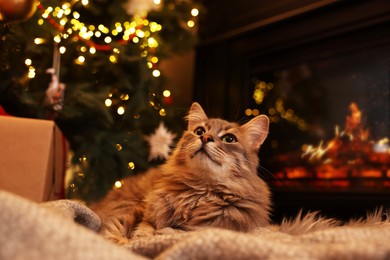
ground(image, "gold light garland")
xmin=28 ymin=1 xmax=199 ymax=73
xmin=247 ymin=79 xmax=308 ymax=130
xmin=25 ymin=0 xmax=199 ymax=118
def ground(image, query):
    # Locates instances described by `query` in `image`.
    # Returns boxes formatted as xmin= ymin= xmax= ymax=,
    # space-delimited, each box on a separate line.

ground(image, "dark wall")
xmin=194 ymin=0 xmax=390 ymax=119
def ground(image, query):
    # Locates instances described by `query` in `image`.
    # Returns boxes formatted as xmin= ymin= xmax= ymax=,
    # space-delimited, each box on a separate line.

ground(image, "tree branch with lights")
xmin=0 ymin=0 xmax=201 ymax=202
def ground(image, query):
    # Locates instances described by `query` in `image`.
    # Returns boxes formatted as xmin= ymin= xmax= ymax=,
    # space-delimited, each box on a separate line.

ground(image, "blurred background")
xmin=1 ymin=0 xmax=389 ymax=222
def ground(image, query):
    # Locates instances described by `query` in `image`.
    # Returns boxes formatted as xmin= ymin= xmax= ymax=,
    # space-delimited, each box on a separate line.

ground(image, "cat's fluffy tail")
xmin=278 ymin=210 xmax=340 ymax=235
xmin=276 ymin=207 xmax=389 ymax=235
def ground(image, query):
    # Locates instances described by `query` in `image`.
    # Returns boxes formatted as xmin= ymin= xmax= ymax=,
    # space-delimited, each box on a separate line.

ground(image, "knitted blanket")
xmin=1 ymin=190 xmax=389 ymax=259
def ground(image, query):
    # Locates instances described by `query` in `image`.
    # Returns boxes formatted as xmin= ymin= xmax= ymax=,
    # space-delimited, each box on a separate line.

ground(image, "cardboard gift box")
xmin=0 ymin=116 xmax=66 ymax=202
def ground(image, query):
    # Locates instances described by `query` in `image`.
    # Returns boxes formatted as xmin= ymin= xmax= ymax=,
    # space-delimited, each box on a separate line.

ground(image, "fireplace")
xmin=253 ymin=53 xmax=390 ymax=191
xmin=194 ymin=0 xmax=390 ymax=221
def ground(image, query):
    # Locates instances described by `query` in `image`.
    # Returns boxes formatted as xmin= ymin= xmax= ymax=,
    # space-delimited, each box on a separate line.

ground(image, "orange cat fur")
xmin=90 ymin=102 xmax=271 ymax=243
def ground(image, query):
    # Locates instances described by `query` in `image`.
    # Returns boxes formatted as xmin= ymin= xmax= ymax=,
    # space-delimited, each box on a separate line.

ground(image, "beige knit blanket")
xmin=1 ymin=190 xmax=389 ymax=259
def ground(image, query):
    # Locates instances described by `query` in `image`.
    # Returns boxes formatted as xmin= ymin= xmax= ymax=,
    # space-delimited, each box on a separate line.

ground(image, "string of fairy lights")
xmin=24 ymin=0 xmax=199 ymax=117
xmin=247 ymin=79 xmax=308 ymax=131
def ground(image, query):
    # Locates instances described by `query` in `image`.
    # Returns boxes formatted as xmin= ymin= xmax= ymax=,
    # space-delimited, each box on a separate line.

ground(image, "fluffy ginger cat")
xmin=90 ymin=102 xmax=271 ymax=244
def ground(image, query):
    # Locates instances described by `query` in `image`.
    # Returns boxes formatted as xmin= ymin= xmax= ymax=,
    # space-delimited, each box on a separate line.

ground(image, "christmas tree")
xmin=0 ymin=0 xmax=200 ymax=202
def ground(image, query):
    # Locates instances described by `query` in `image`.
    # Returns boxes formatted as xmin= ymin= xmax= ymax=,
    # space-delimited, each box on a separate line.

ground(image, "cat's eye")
xmin=194 ymin=127 xmax=206 ymax=136
xmin=221 ymin=134 xmax=237 ymax=143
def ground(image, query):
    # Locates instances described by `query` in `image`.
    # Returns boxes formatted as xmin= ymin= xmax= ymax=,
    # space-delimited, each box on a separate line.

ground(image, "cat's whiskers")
xmin=237 ymin=116 xmax=250 ymax=126
xmin=207 ymin=144 xmax=225 ymax=158
xmin=185 ymin=141 xmax=201 ymax=151
xmin=230 ymin=154 xmax=264 ymax=175
xmin=234 ymin=157 xmax=259 ymax=168
xmin=257 ymin=165 xmax=282 ymax=185
xmin=231 ymin=157 xmax=251 ymax=173
xmin=232 ymin=156 xmax=282 ymax=185
xmin=186 ymin=141 xmax=200 ymax=150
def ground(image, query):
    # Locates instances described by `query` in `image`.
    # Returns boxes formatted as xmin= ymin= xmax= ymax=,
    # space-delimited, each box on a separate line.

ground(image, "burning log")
xmin=273 ymin=102 xmax=389 ymax=191
xmin=302 ymin=102 xmax=389 ymax=168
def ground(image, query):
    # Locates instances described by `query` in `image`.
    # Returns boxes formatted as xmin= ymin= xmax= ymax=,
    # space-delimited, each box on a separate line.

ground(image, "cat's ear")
xmin=241 ymin=115 xmax=269 ymax=151
xmin=187 ymin=102 xmax=208 ymax=129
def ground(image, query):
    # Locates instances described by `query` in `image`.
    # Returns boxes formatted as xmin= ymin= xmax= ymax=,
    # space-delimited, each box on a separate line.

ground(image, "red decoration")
xmin=163 ymin=95 xmax=173 ymax=105
xmin=0 ymin=106 xmax=12 ymax=116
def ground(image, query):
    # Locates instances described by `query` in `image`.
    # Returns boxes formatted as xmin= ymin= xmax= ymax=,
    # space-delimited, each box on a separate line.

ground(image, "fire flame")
xmin=302 ymin=103 xmax=389 ymax=165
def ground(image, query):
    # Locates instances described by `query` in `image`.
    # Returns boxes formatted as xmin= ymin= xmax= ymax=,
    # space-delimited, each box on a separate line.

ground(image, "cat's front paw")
xmin=155 ymin=227 xmax=184 ymax=235
xmin=101 ymin=229 xmax=130 ymax=245
xmin=131 ymin=229 xmax=153 ymax=239
xmin=131 ymin=222 xmax=155 ymax=240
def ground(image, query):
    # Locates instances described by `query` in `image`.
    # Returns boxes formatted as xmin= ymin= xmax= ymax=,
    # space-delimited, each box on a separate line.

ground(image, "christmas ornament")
xmin=146 ymin=122 xmax=177 ymax=161
xmin=45 ymin=69 xmax=66 ymax=111
xmin=43 ymin=45 xmax=66 ymax=111
xmin=0 ymin=0 xmax=38 ymax=22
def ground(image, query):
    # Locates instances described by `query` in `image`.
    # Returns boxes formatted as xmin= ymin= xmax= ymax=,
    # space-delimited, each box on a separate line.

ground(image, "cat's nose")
xmin=200 ymin=134 xmax=214 ymax=144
